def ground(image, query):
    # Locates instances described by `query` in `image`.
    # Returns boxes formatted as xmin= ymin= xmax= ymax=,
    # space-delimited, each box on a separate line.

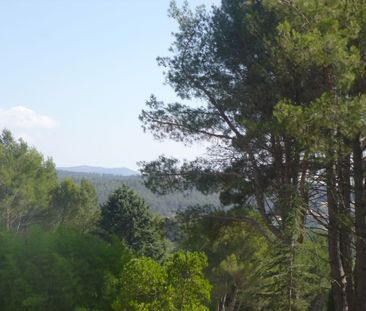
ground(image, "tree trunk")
xmin=327 ymin=164 xmax=349 ymax=311
xmin=338 ymin=154 xmax=354 ymax=310
xmin=353 ymin=136 xmax=366 ymax=311
xmin=217 ymin=294 xmax=227 ymax=311
xmin=227 ymin=287 xmax=239 ymax=311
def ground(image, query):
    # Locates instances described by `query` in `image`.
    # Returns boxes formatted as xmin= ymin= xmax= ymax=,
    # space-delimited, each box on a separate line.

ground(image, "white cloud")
xmin=0 ymin=106 xmax=58 ymax=129
xmin=0 ymin=106 xmax=59 ymax=145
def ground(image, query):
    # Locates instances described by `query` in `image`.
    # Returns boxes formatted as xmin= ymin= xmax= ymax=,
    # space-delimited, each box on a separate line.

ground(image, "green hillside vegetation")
xmin=3 ymin=0 xmax=366 ymax=309
xmin=0 ymin=128 xmax=331 ymax=310
xmin=0 ymin=129 xmax=212 ymax=310
xmin=57 ymin=170 xmax=220 ymax=216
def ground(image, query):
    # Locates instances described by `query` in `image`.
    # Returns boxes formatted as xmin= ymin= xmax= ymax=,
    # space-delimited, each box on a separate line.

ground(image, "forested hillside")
xmin=0 ymin=129 xmax=211 ymax=310
xmin=57 ymin=170 xmax=220 ymax=215
xmin=58 ymin=165 xmax=138 ymax=176
xmin=3 ymin=0 xmax=366 ymax=310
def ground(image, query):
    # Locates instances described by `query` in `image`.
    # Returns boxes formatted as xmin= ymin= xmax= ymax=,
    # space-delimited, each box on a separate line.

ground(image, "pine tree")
xmin=100 ymin=185 xmax=166 ymax=260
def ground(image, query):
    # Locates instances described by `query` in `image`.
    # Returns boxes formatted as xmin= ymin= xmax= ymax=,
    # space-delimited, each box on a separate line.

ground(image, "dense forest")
xmin=0 ymin=129 xmax=210 ymax=310
xmin=57 ymin=170 xmax=220 ymax=216
xmin=2 ymin=0 xmax=366 ymax=310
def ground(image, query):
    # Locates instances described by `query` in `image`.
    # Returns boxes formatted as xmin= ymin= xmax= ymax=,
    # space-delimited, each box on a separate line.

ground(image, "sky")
xmin=0 ymin=0 xmax=219 ymax=170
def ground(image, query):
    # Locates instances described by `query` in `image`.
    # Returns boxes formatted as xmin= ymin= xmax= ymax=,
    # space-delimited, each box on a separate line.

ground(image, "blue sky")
xmin=0 ymin=0 xmax=219 ymax=169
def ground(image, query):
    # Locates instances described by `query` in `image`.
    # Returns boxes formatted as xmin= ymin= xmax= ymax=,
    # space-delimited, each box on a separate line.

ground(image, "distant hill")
xmin=57 ymin=165 xmax=138 ymax=176
xmin=57 ymin=170 xmax=220 ymax=216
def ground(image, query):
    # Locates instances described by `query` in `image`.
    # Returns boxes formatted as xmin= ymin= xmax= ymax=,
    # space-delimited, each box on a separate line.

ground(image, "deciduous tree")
xmin=0 ymin=129 xmax=58 ymax=231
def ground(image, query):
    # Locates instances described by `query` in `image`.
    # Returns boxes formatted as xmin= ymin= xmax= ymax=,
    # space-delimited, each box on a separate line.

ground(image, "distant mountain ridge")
xmin=57 ymin=165 xmax=139 ymax=176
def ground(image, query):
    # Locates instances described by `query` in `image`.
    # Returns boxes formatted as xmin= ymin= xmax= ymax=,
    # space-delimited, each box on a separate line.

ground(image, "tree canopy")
xmin=114 ymin=251 xmax=211 ymax=311
xmin=100 ymin=185 xmax=166 ymax=260
xmin=0 ymin=130 xmax=58 ymax=231
xmin=139 ymin=0 xmax=366 ymax=309
xmin=0 ymin=227 xmax=131 ymax=311
xmin=0 ymin=130 xmax=100 ymax=233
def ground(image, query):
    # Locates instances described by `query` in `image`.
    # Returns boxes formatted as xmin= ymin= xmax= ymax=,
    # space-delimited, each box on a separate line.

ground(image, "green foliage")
xmin=0 ymin=228 xmax=131 ymax=311
xmin=177 ymin=206 xmax=272 ymax=310
xmin=271 ymin=0 xmax=366 ymax=157
xmin=165 ymin=252 xmax=211 ymax=311
xmin=114 ymin=251 xmax=211 ymax=311
xmin=0 ymin=130 xmax=100 ymax=232
xmin=0 ymin=130 xmax=58 ymax=231
xmin=139 ymin=0 xmax=366 ymax=308
xmin=113 ymin=257 xmax=169 ymax=311
xmin=100 ymin=185 xmax=166 ymax=260
xmin=265 ymin=1 xmax=366 ymax=308
xmin=259 ymin=237 xmax=329 ymax=311
xmin=176 ymin=205 xmax=329 ymax=310
xmin=50 ymin=178 xmax=100 ymax=231
xmin=57 ymin=170 xmax=220 ymax=216
xmin=137 ymin=0 xmax=327 ymax=237
xmin=267 ymin=0 xmax=361 ymax=91
xmin=275 ymin=94 xmax=366 ymax=159
xmin=2 ymin=0 xmax=364 ymax=308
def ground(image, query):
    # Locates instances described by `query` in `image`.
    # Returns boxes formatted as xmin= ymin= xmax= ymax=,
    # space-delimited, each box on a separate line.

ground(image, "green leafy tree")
xmin=100 ymin=185 xmax=166 ymax=260
xmin=164 ymin=251 xmax=211 ymax=311
xmin=113 ymin=257 xmax=170 ymax=311
xmin=176 ymin=205 xmax=270 ymax=310
xmin=50 ymin=178 xmax=100 ymax=231
xmin=0 ymin=129 xmax=100 ymax=232
xmin=0 ymin=227 xmax=131 ymax=311
xmin=114 ymin=251 xmax=211 ymax=311
xmin=0 ymin=129 xmax=58 ymax=231
xmin=176 ymin=205 xmax=329 ymax=310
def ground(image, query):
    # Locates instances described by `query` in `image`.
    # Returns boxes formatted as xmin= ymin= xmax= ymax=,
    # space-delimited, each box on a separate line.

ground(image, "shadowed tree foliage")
xmin=139 ymin=0 xmax=326 ymax=245
xmin=0 ymin=227 xmax=131 ymax=311
xmin=139 ymin=0 xmax=366 ymax=309
xmin=100 ymin=185 xmax=166 ymax=260
xmin=138 ymin=2 xmax=327 ymax=307
xmin=176 ymin=205 xmax=329 ymax=310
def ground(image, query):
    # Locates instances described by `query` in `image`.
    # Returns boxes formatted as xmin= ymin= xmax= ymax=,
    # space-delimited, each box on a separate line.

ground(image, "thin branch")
xmin=143 ymin=111 xmax=233 ymax=140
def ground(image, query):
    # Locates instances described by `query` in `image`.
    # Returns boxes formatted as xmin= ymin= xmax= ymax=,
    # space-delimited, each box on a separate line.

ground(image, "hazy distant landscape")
xmin=57 ymin=168 xmax=220 ymax=215
xmin=58 ymin=165 xmax=139 ymax=176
